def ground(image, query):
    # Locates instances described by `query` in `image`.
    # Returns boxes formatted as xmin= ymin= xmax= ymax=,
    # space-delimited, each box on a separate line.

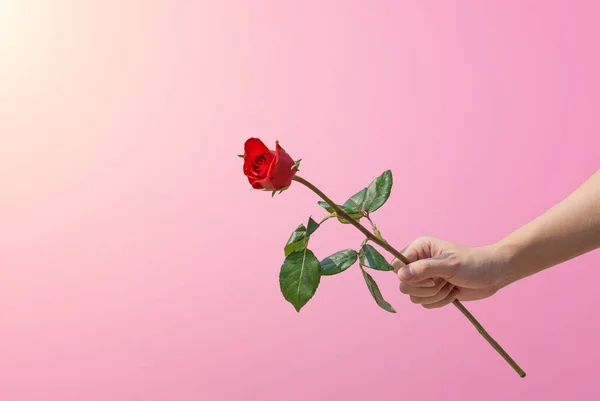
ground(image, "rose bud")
xmin=242 ymin=138 xmax=298 ymax=191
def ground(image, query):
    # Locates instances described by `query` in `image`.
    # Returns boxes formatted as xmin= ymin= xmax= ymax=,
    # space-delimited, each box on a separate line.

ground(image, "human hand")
xmin=391 ymin=236 xmax=506 ymax=309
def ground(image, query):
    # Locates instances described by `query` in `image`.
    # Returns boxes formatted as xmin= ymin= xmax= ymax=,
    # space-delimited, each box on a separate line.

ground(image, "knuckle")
xmin=419 ymin=260 xmax=434 ymax=276
xmin=441 ymin=283 xmax=453 ymax=295
xmin=423 ymin=282 xmax=443 ymax=297
xmin=426 ymin=286 xmax=439 ymax=297
xmin=449 ymin=254 xmax=462 ymax=270
xmin=417 ymin=236 xmax=434 ymax=247
xmin=444 ymin=285 xmax=455 ymax=299
xmin=415 ymin=260 xmax=427 ymax=274
xmin=443 ymin=254 xmax=461 ymax=276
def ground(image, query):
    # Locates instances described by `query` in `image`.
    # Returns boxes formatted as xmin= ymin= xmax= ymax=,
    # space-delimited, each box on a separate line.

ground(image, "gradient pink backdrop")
xmin=2 ymin=1 xmax=599 ymax=400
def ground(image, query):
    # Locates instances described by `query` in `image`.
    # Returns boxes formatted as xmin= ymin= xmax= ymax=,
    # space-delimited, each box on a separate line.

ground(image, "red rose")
xmin=243 ymin=138 xmax=297 ymax=190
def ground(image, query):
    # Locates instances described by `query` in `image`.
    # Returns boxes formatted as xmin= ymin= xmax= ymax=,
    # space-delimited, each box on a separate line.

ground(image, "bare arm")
xmin=393 ymin=169 xmax=600 ymax=308
xmin=493 ymin=169 xmax=600 ymax=287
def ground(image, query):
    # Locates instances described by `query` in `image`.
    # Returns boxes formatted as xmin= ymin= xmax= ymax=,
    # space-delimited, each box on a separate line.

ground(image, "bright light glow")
xmin=0 ymin=1 xmax=21 ymax=52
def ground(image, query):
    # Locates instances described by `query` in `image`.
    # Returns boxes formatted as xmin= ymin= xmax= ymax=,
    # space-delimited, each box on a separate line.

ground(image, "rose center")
xmin=251 ymin=153 xmax=270 ymax=177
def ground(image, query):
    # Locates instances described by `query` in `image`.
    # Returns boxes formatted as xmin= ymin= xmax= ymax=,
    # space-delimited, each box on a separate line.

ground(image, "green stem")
xmin=318 ymin=215 xmax=333 ymax=225
xmin=364 ymin=213 xmax=376 ymax=228
xmin=292 ymin=175 xmax=526 ymax=378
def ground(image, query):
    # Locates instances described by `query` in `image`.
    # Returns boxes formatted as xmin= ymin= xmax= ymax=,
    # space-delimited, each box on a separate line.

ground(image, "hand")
xmin=391 ymin=236 xmax=505 ymax=309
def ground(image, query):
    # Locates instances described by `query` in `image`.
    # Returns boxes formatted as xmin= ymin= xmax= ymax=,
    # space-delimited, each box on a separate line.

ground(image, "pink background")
xmin=2 ymin=1 xmax=599 ymax=400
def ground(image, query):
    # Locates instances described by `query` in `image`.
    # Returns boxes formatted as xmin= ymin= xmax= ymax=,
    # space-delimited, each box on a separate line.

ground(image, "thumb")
xmin=397 ymin=254 xmax=455 ymax=282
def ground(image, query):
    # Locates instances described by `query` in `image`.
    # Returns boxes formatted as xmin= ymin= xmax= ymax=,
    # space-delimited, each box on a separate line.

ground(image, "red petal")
xmin=248 ymin=176 xmax=264 ymax=189
xmin=248 ymin=176 xmax=275 ymax=190
xmin=244 ymin=138 xmax=269 ymax=156
xmin=243 ymin=138 xmax=273 ymax=178
xmin=266 ymin=141 xmax=297 ymax=190
xmin=265 ymin=149 xmax=278 ymax=178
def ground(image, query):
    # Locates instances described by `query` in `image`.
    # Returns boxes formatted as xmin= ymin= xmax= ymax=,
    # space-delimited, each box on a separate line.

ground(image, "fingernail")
xmin=423 ymin=279 xmax=435 ymax=287
xmin=397 ymin=266 xmax=413 ymax=281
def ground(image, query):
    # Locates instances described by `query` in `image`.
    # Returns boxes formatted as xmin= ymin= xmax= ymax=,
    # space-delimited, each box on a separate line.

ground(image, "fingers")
xmin=393 ymin=236 xmax=434 ymax=265
xmin=399 ymin=278 xmax=445 ymax=296
xmin=396 ymin=254 xmax=457 ymax=282
xmin=404 ymin=279 xmax=436 ymax=288
xmin=391 ymin=258 xmax=404 ymax=273
xmin=394 ymin=236 xmax=461 ymax=309
xmin=409 ymin=282 xmax=456 ymax=307
xmin=391 ymin=258 xmax=435 ymax=288
xmin=422 ymin=287 xmax=460 ymax=309
xmin=393 ymin=236 xmax=457 ymax=282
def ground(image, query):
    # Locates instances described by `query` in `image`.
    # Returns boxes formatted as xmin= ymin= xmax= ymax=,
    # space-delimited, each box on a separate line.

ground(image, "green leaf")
xmin=336 ymin=212 xmax=363 ymax=224
xmin=360 ymin=266 xmax=396 ymax=313
xmin=317 ymin=188 xmax=368 ymax=224
xmin=317 ymin=202 xmax=357 ymax=215
xmin=237 ymin=154 xmax=244 ymax=158
xmin=291 ymin=159 xmax=302 ymax=170
xmin=320 ymin=249 xmax=358 ymax=275
xmin=317 ymin=202 xmax=363 ymax=224
xmin=284 ymin=217 xmax=322 ymax=256
xmin=342 ymin=188 xmax=367 ymax=213
xmin=279 ymin=249 xmax=322 ymax=312
xmin=336 ymin=188 xmax=368 ymax=224
xmin=317 ymin=188 xmax=367 ymax=215
xmin=363 ymin=170 xmax=393 ymax=213
xmin=373 ymin=228 xmax=387 ymax=243
xmin=359 ymin=244 xmax=394 ymax=271
xmin=284 ymin=224 xmax=307 ymax=256
xmin=306 ymin=217 xmax=320 ymax=236
xmin=317 ymin=201 xmax=336 ymax=213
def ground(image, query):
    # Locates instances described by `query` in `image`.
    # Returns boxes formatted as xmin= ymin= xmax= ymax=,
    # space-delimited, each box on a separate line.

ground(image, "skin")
xmin=392 ymin=169 xmax=600 ymax=309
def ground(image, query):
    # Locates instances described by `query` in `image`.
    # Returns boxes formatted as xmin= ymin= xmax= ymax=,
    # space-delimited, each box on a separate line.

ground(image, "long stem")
xmin=292 ymin=175 xmax=526 ymax=378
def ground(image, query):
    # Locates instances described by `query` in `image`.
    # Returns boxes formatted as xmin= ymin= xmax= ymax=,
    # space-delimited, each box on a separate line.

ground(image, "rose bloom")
xmin=243 ymin=138 xmax=297 ymax=190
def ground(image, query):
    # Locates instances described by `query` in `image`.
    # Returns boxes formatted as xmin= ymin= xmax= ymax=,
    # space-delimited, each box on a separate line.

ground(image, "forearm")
xmin=492 ymin=169 xmax=600 ymax=288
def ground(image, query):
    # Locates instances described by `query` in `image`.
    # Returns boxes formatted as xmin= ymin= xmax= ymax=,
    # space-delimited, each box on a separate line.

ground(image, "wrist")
xmin=485 ymin=239 xmax=524 ymax=290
